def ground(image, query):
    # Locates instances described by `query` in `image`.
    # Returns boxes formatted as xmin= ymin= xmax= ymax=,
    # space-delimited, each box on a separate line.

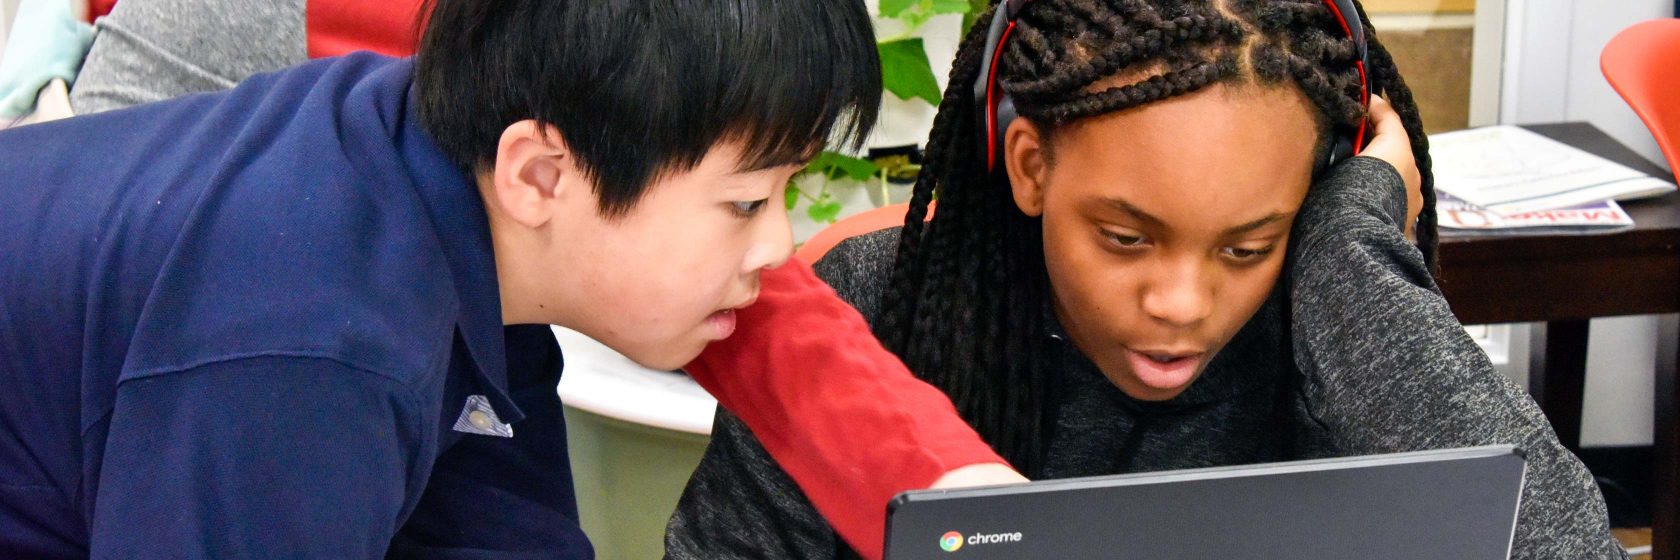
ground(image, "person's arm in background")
xmin=1289 ymin=100 xmax=1626 ymax=559
xmin=686 ymin=259 xmax=1020 ymax=560
xmin=68 ymin=0 xmax=305 ymax=114
xmin=68 ymin=0 xmax=427 ymax=116
xmin=0 ymin=0 xmax=92 ymax=123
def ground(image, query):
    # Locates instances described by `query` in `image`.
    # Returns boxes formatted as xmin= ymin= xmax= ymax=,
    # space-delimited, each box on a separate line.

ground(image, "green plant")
xmin=786 ymin=0 xmax=985 ymax=223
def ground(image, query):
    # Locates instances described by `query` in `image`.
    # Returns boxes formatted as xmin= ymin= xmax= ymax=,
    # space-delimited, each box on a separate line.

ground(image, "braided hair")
xmin=875 ymin=0 xmax=1436 ymax=477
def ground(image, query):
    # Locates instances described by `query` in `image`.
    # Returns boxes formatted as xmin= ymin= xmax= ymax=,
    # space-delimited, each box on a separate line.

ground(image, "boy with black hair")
xmin=0 ymin=1 xmax=1018 ymax=558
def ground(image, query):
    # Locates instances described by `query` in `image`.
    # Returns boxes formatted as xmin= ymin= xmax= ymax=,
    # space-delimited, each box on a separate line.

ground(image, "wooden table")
xmin=1436 ymin=122 xmax=1680 ymax=559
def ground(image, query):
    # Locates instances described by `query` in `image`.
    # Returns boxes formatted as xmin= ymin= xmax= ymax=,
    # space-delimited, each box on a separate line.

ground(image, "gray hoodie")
xmin=664 ymin=157 xmax=1626 ymax=559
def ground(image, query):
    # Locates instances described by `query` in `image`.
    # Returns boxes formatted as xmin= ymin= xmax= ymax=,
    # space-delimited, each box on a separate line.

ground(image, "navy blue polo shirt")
xmin=0 ymin=54 xmax=590 ymax=558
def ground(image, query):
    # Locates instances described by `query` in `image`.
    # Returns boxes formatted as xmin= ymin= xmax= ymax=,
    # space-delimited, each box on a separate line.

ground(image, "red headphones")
xmin=972 ymin=0 xmax=1372 ymax=173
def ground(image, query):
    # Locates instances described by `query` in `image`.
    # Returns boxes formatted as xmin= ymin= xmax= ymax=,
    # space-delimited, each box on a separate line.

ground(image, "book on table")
xmin=1430 ymin=125 xmax=1675 ymax=215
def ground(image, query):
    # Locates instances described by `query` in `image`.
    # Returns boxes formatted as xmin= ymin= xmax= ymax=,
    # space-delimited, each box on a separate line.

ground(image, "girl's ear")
xmin=1004 ymin=118 xmax=1050 ymax=217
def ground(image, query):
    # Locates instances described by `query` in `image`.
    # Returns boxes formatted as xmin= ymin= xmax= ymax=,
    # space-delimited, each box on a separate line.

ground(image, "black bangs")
xmin=701 ymin=1 xmax=882 ymax=175
xmin=417 ymin=0 xmax=881 ymax=217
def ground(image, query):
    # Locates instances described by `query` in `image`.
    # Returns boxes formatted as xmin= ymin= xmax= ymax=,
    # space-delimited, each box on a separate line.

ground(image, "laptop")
xmin=884 ymin=445 xmax=1526 ymax=560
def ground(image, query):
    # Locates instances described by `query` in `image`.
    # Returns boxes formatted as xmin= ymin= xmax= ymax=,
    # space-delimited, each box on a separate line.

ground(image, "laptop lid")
xmin=884 ymin=445 xmax=1525 ymax=560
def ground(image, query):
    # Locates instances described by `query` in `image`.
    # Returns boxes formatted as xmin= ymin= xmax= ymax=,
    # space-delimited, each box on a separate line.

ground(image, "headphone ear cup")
xmin=993 ymin=96 xmax=1019 ymax=171
xmin=1334 ymin=134 xmax=1355 ymax=165
xmin=1318 ymin=133 xmax=1356 ymax=178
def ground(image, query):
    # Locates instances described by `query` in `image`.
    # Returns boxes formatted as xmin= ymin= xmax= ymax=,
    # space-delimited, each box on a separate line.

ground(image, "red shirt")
xmin=689 ymin=262 xmax=1004 ymax=557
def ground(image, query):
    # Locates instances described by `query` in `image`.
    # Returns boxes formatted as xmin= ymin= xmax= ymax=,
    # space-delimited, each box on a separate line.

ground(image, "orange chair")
xmin=1605 ymin=21 xmax=1680 ymax=557
xmin=1602 ymin=18 xmax=1680 ymax=181
xmin=794 ymin=201 xmax=936 ymax=264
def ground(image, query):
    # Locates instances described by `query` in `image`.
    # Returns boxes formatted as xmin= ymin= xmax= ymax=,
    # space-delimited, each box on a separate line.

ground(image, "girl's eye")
xmin=731 ymin=199 xmax=769 ymax=217
xmin=1102 ymin=231 xmax=1148 ymax=249
xmin=1222 ymin=245 xmax=1276 ymax=261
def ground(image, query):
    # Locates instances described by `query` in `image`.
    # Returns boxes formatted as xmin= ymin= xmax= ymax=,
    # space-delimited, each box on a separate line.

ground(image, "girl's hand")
xmin=1358 ymin=96 xmax=1423 ymax=238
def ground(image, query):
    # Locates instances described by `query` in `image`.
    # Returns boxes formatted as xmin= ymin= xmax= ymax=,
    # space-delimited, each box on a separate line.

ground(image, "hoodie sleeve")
xmin=1288 ymin=156 xmax=1627 ymax=560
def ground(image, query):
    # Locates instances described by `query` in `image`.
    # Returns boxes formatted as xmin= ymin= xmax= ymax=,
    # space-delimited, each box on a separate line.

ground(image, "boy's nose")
xmin=743 ymin=206 xmax=793 ymax=273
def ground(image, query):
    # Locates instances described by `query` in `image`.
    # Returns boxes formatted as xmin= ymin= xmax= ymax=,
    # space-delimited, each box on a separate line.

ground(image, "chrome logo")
xmin=939 ymin=531 xmax=963 ymax=552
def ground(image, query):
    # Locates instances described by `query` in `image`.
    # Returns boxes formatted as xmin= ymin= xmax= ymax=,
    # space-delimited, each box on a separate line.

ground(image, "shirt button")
xmin=468 ymin=410 xmax=493 ymax=430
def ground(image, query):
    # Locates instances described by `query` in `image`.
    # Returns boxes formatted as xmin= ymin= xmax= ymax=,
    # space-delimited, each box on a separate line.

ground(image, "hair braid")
xmin=874 ymin=4 xmax=995 ymax=355
xmin=1027 ymin=55 xmax=1241 ymax=123
xmin=1359 ymin=16 xmax=1439 ymax=270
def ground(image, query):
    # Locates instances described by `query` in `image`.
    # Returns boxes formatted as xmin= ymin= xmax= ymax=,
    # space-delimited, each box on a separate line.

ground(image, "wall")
xmin=1501 ymin=0 xmax=1675 ymax=447
xmin=1367 ymin=0 xmax=1477 ymax=10
xmin=1367 ymin=7 xmax=1480 ymax=133
xmin=0 ymin=0 xmax=19 ymax=64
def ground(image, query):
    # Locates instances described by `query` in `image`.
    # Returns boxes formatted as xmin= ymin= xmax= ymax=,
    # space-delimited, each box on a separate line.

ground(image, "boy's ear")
xmin=1004 ymin=119 xmax=1049 ymax=218
xmin=488 ymin=119 xmax=576 ymax=229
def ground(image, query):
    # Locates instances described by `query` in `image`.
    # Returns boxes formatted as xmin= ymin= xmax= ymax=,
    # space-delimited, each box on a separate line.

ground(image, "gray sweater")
xmin=664 ymin=157 xmax=1626 ymax=559
xmin=69 ymin=0 xmax=304 ymax=115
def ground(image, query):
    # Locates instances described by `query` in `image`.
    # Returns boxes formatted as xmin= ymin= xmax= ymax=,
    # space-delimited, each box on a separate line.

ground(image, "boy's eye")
xmin=1221 ymin=245 xmax=1276 ymax=261
xmin=731 ymin=199 xmax=769 ymax=217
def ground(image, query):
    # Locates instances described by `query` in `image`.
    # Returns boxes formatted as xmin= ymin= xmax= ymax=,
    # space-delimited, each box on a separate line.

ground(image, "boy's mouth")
xmin=704 ymin=295 xmax=758 ymax=340
xmin=705 ymin=309 xmax=738 ymax=339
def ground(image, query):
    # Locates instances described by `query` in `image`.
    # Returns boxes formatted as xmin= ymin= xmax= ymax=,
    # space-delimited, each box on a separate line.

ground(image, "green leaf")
xmin=870 ymin=153 xmax=923 ymax=183
xmin=930 ymin=0 xmax=970 ymax=14
xmin=807 ymin=198 xmax=844 ymax=224
xmin=784 ymin=184 xmax=802 ymax=210
xmin=878 ymin=38 xmax=943 ymax=106
xmin=962 ymin=0 xmax=989 ymax=29
xmin=811 ymin=151 xmax=878 ymax=182
xmin=880 ymin=0 xmax=915 ymax=17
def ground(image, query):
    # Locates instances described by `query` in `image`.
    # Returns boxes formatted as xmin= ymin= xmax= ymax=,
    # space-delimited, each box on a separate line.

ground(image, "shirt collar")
xmin=348 ymin=55 xmax=524 ymax=424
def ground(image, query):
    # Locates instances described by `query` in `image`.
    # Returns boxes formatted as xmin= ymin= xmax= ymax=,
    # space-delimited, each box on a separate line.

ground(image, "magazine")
xmin=1437 ymin=191 xmax=1634 ymax=236
xmin=1430 ymin=125 xmax=1674 ymax=214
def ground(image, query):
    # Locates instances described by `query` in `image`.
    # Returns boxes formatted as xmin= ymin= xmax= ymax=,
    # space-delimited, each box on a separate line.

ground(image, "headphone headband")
xmin=973 ymin=0 xmax=1372 ymax=173
xmin=972 ymin=0 xmax=1026 ymax=171
xmin=1323 ymin=0 xmax=1372 ymax=166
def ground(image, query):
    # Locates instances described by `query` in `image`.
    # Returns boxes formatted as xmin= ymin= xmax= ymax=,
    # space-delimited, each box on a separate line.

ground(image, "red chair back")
xmin=1602 ymin=18 xmax=1680 ymax=180
xmin=795 ymin=202 xmax=935 ymax=264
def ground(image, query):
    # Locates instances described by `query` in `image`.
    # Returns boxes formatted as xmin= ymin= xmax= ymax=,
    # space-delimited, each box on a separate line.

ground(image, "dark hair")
xmin=414 ymin=0 xmax=881 ymax=217
xmin=877 ymin=0 xmax=1437 ymax=477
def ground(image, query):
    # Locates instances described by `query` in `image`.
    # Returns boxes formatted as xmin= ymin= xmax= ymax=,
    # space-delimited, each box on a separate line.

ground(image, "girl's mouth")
xmin=1124 ymin=348 xmax=1206 ymax=391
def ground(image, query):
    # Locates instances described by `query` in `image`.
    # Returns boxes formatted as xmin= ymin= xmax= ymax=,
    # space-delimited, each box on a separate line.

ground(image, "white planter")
xmin=554 ymin=327 xmax=715 ymax=559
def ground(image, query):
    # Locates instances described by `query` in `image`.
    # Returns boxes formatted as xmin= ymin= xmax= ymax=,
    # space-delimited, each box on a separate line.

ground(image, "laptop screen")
xmin=884 ymin=446 xmax=1525 ymax=560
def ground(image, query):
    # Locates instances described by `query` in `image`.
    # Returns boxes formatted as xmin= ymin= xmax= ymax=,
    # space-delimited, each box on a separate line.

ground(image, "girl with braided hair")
xmin=667 ymin=1 xmax=1625 ymax=558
